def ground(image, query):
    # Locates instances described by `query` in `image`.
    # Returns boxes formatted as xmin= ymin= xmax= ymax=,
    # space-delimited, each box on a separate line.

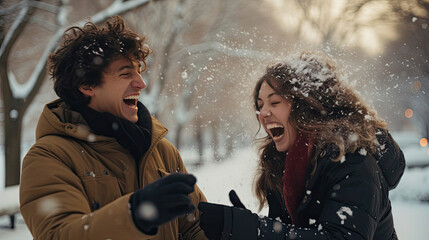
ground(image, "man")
xmin=19 ymin=16 xmax=207 ymax=240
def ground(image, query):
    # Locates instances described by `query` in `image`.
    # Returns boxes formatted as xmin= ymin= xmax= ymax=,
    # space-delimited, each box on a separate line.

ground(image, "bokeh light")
xmin=420 ymin=138 xmax=428 ymax=147
xmin=412 ymin=81 xmax=422 ymax=91
xmin=404 ymin=109 xmax=413 ymax=119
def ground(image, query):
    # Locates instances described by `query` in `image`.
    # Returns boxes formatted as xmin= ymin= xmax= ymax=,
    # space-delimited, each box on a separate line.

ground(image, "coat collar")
xmin=36 ymin=99 xmax=168 ymax=152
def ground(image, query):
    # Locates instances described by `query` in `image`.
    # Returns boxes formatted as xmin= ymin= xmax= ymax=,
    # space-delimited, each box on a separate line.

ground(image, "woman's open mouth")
xmin=267 ymin=123 xmax=284 ymax=140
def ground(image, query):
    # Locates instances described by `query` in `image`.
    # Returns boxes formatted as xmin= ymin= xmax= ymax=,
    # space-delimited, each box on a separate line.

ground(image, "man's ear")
xmin=79 ymin=85 xmax=95 ymax=97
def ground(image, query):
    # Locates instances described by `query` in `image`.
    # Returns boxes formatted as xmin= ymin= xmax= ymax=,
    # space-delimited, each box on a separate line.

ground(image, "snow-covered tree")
xmin=0 ymin=0 xmax=153 ymax=187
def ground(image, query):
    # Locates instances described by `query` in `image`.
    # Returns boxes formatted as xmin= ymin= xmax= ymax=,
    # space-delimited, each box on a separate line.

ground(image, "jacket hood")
xmin=374 ymin=129 xmax=406 ymax=190
xmin=36 ymin=99 xmax=167 ymax=145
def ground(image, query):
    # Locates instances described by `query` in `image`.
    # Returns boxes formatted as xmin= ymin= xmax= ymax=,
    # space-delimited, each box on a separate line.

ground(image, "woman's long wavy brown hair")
xmin=253 ymin=52 xmax=387 ymax=211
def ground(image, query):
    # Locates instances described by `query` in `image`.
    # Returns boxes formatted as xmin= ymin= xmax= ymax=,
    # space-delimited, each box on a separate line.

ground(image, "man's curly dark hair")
xmin=48 ymin=15 xmax=151 ymax=107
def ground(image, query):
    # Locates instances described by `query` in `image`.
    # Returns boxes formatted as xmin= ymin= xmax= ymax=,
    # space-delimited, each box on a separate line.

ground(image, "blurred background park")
xmin=0 ymin=0 xmax=428 ymax=238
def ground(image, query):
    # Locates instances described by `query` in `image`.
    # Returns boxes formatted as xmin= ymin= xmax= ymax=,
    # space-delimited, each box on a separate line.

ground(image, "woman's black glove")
xmin=129 ymin=173 xmax=196 ymax=235
xmin=198 ymin=190 xmax=258 ymax=240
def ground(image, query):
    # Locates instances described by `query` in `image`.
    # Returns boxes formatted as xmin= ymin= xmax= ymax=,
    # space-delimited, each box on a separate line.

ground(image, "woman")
xmin=198 ymin=52 xmax=405 ymax=240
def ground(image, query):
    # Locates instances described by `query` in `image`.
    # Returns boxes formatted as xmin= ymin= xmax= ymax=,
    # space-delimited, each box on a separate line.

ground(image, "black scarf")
xmin=77 ymin=101 xmax=152 ymax=162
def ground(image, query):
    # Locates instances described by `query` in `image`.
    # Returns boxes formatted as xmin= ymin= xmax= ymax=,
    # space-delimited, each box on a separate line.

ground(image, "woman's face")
xmin=257 ymin=81 xmax=297 ymax=152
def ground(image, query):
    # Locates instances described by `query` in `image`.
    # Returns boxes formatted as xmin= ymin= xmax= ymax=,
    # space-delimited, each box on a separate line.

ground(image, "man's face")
xmin=80 ymin=56 xmax=146 ymax=123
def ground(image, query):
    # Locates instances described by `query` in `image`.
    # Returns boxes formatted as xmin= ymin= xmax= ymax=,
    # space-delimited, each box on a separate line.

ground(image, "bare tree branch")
xmin=0 ymin=1 xmax=26 ymax=16
xmin=28 ymin=0 xmax=61 ymax=13
xmin=171 ymin=41 xmax=272 ymax=60
xmin=0 ymin=1 xmax=36 ymax=101
xmin=29 ymin=15 xmax=58 ymax=31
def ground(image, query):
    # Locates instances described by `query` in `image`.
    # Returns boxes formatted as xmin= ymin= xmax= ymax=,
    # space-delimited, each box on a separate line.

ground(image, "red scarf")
xmin=282 ymin=134 xmax=313 ymax=224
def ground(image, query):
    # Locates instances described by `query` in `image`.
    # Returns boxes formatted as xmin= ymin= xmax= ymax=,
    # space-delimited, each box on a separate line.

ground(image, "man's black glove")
xmin=198 ymin=190 xmax=258 ymax=240
xmin=129 ymin=173 xmax=196 ymax=235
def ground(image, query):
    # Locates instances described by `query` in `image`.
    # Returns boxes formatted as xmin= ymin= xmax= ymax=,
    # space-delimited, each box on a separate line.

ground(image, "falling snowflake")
xmin=38 ymin=197 xmax=60 ymax=216
xmin=87 ymin=134 xmax=96 ymax=142
xmin=358 ymin=148 xmax=367 ymax=156
xmin=181 ymin=70 xmax=188 ymax=80
xmin=348 ymin=133 xmax=359 ymax=143
xmin=273 ymin=221 xmax=283 ymax=233
xmin=138 ymin=201 xmax=158 ymax=221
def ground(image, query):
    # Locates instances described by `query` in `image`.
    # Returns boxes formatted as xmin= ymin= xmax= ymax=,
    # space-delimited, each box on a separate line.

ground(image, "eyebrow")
xmin=117 ymin=64 xmax=134 ymax=72
xmin=257 ymin=92 xmax=280 ymax=101
xmin=118 ymin=61 xmax=143 ymax=73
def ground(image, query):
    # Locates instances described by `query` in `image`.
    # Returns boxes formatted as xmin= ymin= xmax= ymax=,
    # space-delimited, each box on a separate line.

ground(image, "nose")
xmin=259 ymin=107 xmax=272 ymax=118
xmin=132 ymin=75 xmax=146 ymax=89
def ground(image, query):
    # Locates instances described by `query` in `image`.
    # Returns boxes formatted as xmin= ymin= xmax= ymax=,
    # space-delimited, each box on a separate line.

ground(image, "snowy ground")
xmin=1 ymin=147 xmax=429 ymax=239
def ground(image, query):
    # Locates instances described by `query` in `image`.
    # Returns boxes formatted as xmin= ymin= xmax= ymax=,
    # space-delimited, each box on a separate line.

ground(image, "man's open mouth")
xmin=267 ymin=123 xmax=284 ymax=139
xmin=123 ymin=95 xmax=139 ymax=107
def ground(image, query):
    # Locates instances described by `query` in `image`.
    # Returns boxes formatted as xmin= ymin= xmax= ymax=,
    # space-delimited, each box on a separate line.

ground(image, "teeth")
xmin=266 ymin=123 xmax=284 ymax=130
xmin=273 ymin=135 xmax=283 ymax=140
xmin=124 ymin=95 xmax=139 ymax=100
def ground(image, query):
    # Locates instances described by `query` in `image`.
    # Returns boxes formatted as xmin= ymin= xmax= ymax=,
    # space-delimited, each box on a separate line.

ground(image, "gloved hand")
xmin=129 ymin=173 xmax=196 ymax=235
xmin=228 ymin=190 xmax=246 ymax=209
xmin=198 ymin=190 xmax=258 ymax=240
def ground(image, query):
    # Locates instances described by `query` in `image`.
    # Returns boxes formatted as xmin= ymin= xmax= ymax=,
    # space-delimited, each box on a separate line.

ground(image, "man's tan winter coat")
xmin=20 ymin=100 xmax=208 ymax=240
